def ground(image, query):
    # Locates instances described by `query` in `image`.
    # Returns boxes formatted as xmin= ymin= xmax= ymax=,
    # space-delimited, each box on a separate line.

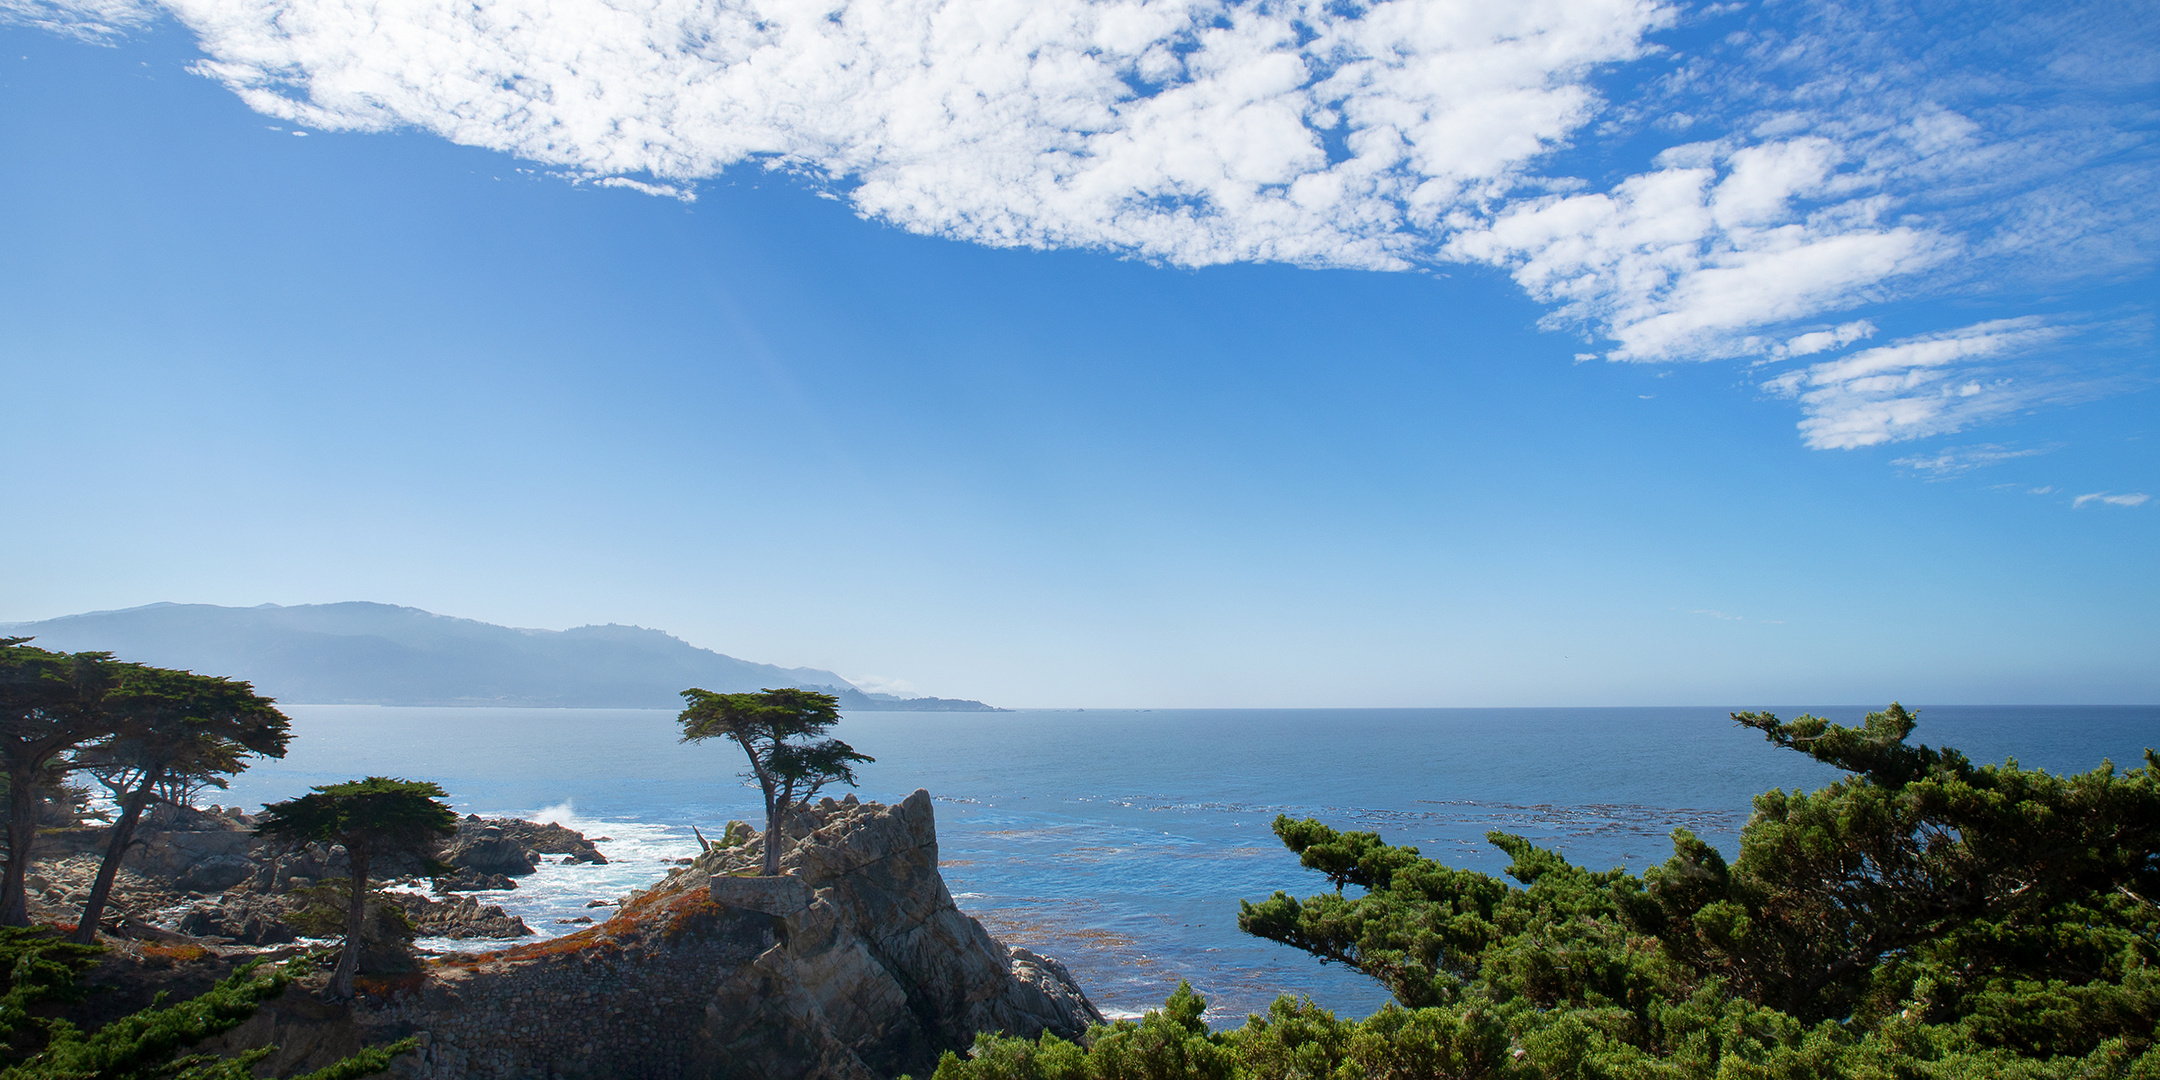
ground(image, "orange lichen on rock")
xmin=140 ymin=941 xmax=212 ymax=963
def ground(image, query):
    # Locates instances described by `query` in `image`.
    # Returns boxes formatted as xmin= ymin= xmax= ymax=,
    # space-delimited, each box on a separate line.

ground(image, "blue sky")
xmin=2 ymin=0 xmax=2154 ymax=707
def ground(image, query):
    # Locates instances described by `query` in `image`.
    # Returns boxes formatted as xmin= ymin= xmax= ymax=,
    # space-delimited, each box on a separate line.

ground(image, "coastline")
xmin=221 ymin=702 xmax=2159 ymax=1021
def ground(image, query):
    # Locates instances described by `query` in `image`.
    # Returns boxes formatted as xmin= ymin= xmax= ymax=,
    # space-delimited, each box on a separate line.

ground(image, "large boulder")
xmin=174 ymin=894 xmax=298 ymax=946
xmin=439 ymin=824 xmax=538 ymax=877
xmin=124 ymin=827 xmax=255 ymax=884
xmin=385 ymin=892 xmax=534 ymax=940
xmin=493 ymin=819 xmax=607 ymax=865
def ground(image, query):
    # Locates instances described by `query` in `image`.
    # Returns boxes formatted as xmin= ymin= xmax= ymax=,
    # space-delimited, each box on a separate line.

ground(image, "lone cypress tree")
xmin=254 ymin=778 xmax=456 ymax=1000
xmin=678 ymin=687 xmax=873 ymax=875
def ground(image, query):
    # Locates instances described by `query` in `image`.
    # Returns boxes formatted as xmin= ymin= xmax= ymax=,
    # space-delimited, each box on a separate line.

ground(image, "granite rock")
xmin=173 ymin=894 xmax=299 ymax=946
xmin=440 ymin=825 xmax=538 ymax=877
xmin=385 ymin=892 xmax=534 ymax=940
xmin=202 ymin=790 xmax=1102 ymax=1080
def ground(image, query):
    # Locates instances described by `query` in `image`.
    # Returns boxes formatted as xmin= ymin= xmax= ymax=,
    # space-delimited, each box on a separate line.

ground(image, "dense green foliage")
xmin=679 ymin=686 xmax=873 ymax=874
xmin=0 ymin=641 xmax=125 ymax=926
xmin=255 ymin=778 xmax=456 ymax=999
xmin=0 ymin=927 xmax=410 ymax=1079
xmin=931 ymin=706 xmax=2160 ymax=1079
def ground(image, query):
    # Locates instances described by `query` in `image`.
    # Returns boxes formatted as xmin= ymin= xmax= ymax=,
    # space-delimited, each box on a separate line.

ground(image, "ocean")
xmin=219 ymin=704 xmax=2158 ymax=1021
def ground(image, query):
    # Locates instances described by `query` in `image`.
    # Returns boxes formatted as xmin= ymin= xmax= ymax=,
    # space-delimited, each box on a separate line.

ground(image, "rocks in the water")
xmin=385 ymin=892 xmax=534 ymax=940
xmin=32 ymin=805 xmax=612 ymax=945
xmin=206 ymin=789 xmax=1102 ymax=1080
xmin=432 ymin=869 xmax=518 ymax=893
xmin=55 ymin=795 xmax=1102 ymax=1080
xmin=434 ymin=816 xmax=610 ymax=886
xmin=582 ymin=899 xmax=613 ymax=908
xmin=439 ymin=824 xmax=538 ymax=877
xmin=493 ymin=819 xmax=607 ymax=865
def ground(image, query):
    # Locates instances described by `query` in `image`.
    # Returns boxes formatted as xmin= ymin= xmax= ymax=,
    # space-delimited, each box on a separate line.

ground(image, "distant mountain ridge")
xmin=0 ymin=602 xmax=1001 ymax=711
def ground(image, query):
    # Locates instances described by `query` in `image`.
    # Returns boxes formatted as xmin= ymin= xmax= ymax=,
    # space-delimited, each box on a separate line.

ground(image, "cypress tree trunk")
xmin=1 ymin=764 xmax=41 ymax=926
xmin=329 ymin=847 xmax=370 ymax=1000
xmin=740 ymin=736 xmax=783 ymax=876
xmin=760 ymin=805 xmax=788 ymax=876
xmin=72 ymin=764 xmax=162 ymax=945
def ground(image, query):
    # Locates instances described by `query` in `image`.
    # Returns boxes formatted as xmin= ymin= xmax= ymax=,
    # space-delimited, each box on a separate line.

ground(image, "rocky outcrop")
xmin=432 ymin=868 xmax=520 ymax=892
xmin=173 ymin=893 xmax=299 ymax=946
xmin=203 ymin=789 xmax=1100 ymax=1080
xmin=125 ymin=827 xmax=259 ymax=893
xmin=705 ymin=788 xmax=1101 ymax=1069
xmin=440 ymin=824 xmax=539 ymax=877
xmin=27 ymin=805 xmax=608 ymax=953
xmin=434 ymin=815 xmax=610 ymax=883
xmin=494 ymin=818 xmax=607 ymax=865
xmin=385 ymin=892 xmax=534 ymax=940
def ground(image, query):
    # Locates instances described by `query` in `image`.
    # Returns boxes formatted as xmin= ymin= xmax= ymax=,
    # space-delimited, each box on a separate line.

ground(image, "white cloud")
xmin=1779 ymin=320 xmax=1875 ymax=359
xmin=2073 ymin=492 xmax=2151 ymax=509
xmin=128 ymin=0 xmax=1675 ymax=272
xmin=1761 ymin=318 xmax=2068 ymax=449
xmin=11 ymin=0 xmax=2153 ymax=451
xmin=1891 ymin=443 xmax=2048 ymax=479
xmin=0 ymin=0 xmax=151 ymax=40
xmin=592 ymin=176 xmax=694 ymax=201
xmin=1445 ymin=139 xmax=1951 ymax=361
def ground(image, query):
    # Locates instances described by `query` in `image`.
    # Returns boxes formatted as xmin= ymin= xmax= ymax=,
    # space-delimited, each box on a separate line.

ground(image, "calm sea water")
xmin=219 ymin=705 xmax=2157 ymax=1021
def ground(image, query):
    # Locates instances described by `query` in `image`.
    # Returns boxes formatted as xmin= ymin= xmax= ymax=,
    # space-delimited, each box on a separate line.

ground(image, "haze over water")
xmin=224 ymin=705 xmax=2158 ymax=1020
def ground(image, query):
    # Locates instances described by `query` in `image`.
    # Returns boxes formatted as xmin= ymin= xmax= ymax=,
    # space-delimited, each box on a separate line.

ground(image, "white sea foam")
xmin=415 ymin=800 xmax=701 ymax=953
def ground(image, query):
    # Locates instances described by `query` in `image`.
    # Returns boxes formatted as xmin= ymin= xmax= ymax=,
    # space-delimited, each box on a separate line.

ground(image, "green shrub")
xmin=0 ymin=926 xmax=413 ymax=1080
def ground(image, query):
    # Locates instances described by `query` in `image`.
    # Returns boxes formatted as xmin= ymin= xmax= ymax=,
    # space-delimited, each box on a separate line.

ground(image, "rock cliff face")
xmin=211 ymin=790 xmax=1099 ymax=1080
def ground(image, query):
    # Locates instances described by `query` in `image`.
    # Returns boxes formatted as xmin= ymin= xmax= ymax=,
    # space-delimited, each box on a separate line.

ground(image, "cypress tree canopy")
xmin=930 ymin=705 xmax=2160 ymax=1079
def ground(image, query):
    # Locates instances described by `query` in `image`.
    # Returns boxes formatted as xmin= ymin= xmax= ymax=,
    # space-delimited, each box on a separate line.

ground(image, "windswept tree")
xmin=942 ymin=708 xmax=2160 ymax=1078
xmin=70 ymin=667 xmax=290 ymax=944
xmin=679 ymin=687 xmax=873 ymax=875
xmin=0 ymin=640 xmax=120 ymax=926
xmin=254 ymin=778 xmax=456 ymax=1000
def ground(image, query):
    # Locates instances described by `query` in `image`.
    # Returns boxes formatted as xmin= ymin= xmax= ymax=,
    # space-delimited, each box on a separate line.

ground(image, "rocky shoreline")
xmin=29 ymin=804 xmax=564 ymax=948
xmin=38 ymin=790 xmax=1100 ymax=1078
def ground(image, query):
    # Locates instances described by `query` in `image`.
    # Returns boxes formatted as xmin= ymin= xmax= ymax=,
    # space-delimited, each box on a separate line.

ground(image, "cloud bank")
xmin=9 ymin=0 xmax=2153 ymax=447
